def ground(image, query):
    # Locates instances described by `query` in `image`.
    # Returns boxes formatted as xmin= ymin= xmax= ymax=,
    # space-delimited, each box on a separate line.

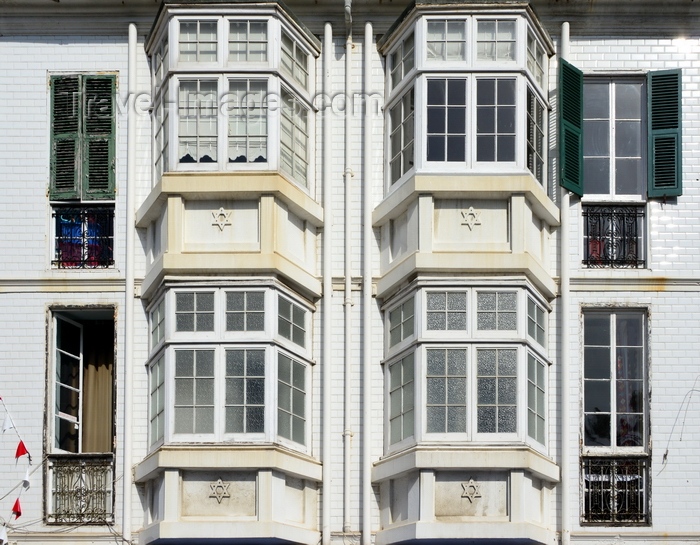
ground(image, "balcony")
xmin=582 ymin=205 xmax=645 ymax=268
xmin=46 ymin=453 xmax=114 ymax=524
xmin=582 ymin=456 xmax=649 ymax=525
xmin=52 ymin=207 xmax=114 ymax=269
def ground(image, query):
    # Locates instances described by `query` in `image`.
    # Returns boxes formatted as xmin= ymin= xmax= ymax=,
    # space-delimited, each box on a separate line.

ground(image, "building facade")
xmin=0 ymin=1 xmax=699 ymax=544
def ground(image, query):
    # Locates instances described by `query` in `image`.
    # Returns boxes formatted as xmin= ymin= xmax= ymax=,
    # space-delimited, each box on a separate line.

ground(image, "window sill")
xmin=373 ymin=443 xmax=559 ymax=483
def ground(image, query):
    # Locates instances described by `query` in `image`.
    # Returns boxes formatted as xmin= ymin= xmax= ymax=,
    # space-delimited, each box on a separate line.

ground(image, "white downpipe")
xmin=322 ymin=21 xmax=333 ymax=545
xmin=361 ymin=21 xmax=373 ymax=545
xmin=123 ymin=22 xmax=137 ymax=545
xmin=342 ymin=11 xmax=354 ymax=533
xmin=559 ymin=21 xmax=571 ymax=545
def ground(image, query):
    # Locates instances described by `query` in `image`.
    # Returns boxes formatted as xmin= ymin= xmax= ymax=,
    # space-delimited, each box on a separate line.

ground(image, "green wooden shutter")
xmin=50 ymin=76 xmax=81 ymax=200
xmin=648 ymin=69 xmax=682 ymax=197
xmin=83 ymin=76 xmax=116 ymax=200
xmin=558 ymin=59 xmax=584 ymax=196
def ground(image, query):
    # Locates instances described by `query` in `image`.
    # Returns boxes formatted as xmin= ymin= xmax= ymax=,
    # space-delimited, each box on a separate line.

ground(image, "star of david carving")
xmin=209 ymin=478 xmax=231 ymax=504
xmin=212 ymin=207 xmax=232 ymax=231
xmin=461 ymin=479 xmax=482 ymax=503
xmin=461 ymin=207 xmax=482 ymax=231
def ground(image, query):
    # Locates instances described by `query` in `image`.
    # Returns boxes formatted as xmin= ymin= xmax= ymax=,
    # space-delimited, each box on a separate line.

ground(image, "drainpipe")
xmin=322 ymin=21 xmax=333 ymax=545
xmin=123 ymin=22 xmax=137 ymax=545
xmin=559 ymin=21 xmax=571 ymax=545
xmin=361 ymin=21 xmax=373 ymax=545
xmin=342 ymin=1 xmax=354 ymax=533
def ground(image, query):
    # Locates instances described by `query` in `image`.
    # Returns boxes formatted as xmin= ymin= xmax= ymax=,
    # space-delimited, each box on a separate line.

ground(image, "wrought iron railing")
xmin=53 ymin=207 xmax=114 ymax=268
xmin=582 ymin=205 xmax=645 ymax=268
xmin=582 ymin=456 xmax=649 ymax=524
xmin=47 ymin=454 xmax=114 ymax=524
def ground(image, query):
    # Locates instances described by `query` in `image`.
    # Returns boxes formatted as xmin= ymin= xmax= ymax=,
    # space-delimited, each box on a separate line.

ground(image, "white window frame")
xmin=227 ymin=18 xmax=269 ymax=65
xmin=387 ymin=86 xmax=415 ymax=187
xmin=580 ymin=76 xmax=647 ymax=203
xmin=226 ymin=77 xmax=271 ymax=167
xmin=527 ymin=295 xmax=547 ymax=348
xmin=149 ymin=352 xmax=166 ymax=448
xmin=582 ymin=309 xmax=647 ymax=455
xmin=162 ymin=344 xmax=310 ymax=450
xmin=150 ymin=297 xmax=166 ymax=353
xmin=474 ymin=289 xmax=519 ymax=337
xmin=475 ymin=18 xmax=518 ymax=64
xmin=386 ymin=294 xmax=416 ymax=352
xmin=388 ymin=32 xmax=415 ymax=91
xmin=176 ymin=18 xmax=220 ymax=65
xmin=387 ymin=350 xmax=416 ymax=449
xmin=277 ymin=293 xmax=309 ymax=351
xmin=422 ymin=289 xmax=469 ymax=338
xmin=424 ymin=18 xmax=468 ymax=64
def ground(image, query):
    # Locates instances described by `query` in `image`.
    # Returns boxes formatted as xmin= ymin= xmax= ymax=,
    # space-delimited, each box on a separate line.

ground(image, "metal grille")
xmin=53 ymin=207 xmax=114 ymax=268
xmin=582 ymin=456 xmax=649 ymax=524
xmin=47 ymin=454 xmax=114 ymax=524
xmin=582 ymin=205 xmax=645 ymax=268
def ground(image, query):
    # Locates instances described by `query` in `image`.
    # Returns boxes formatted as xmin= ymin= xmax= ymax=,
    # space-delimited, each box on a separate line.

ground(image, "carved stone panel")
xmin=181 ymin=471 xmax=257 ymax=518
xmin=434 ymin=471 xmax=508 ymax=519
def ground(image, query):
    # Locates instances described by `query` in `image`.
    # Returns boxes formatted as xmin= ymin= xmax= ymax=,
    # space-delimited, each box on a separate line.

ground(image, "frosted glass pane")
xmin=498 ymin=377 xmax=517 ymax=404
xmin=177 ymin=292 xmax=194 ymax=311
xmin=248 ymin=292 xmax=265 ymax=310
xmin=427 ymin=350 xmax=445 ymax=375
xmin=427 ymin=292 xmax=445 ymax=311
xmin=478 ymin=378 xmax=496 ymax=404
xmin=248 ymin=351 xmax=265 ymax=375
xmin=447 ymin=292 xmax=466 ymax=310
xmin=498 ymin=350 xmax=517 ymax=375
xmin=528 ymin=383 xmax=536 ymax=410
xmin=227 ymin=314 xmax=244 ymax=331
xmin=196 ymin=378 xmax=214 ymax=404
xmin=477 ymin=350 xmax=497 ymax=375
xmin=195 ymin=407 xmax=214 ymax=433
xmin=227 ymin=292 xmax=244 ymax=311
xmin=226 ymin=350 xmax=244 ymax=375
xmin=427 ymin=377 xmax=445 ymax=404
xmin=478 ymin=293 xmax=496 ymax=311
xmin=427 ymin=313 xmax=446 ymax=330
xmin=447 ymin=406 xmax=466 ymax=433
xmin=174 ymin=407 xmax=193 ymax=433
xmin=497 ymin=312 xmax=516 ymax=330
xmin=196 ymin=351 xmax=215 ymax=375
xmin=176 ymin=351 xmax=194 ymax=375
xmin=498 ymin=406 xmax=517 ymax=433
xmin=248 ymin=406 xmax=264 ymax=433
xmin=227 ymin=378 xmax=244 ymax=404
xmin=278 ymin=384 xmax=291 ymax=411
xmin=293 ymin=389 xmax=305 ymax=417
xmin=447 ymin=349 xmax=466 ymax=375
xmin=447 ymin=313 xmax=466 ymax=330
xmin=498 ymin=292 xmax=517 ymax=310
xmin=478 ymin=313 xmax=496 ymax=330
xmin=278 ymin=410 xmax=290 ymax=437
xmin=447 ymin=377 xmax=466 ymax=404
xmin=247 ymin=378 xmax=264 ymax=404
xmin=427 ymin=406 xmax=445 ymax=433
xmin=478 ymin=407 xmax=496 ymax=433
xmin=175 ymin=379 xmax=193 ymax=404
xmin=403 ymin=409 xmax=414 ymax=438
xmin=292 ymin=415 xmax=305 ymax=444
xmin=226 ymin=406 xmax=244 ymax=433
xmin=197 ymin=314 xmax=214 ymax=331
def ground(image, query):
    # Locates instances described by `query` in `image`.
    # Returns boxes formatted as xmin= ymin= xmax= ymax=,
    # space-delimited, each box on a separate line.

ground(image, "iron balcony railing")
xmin=46 ymin=453 xmax=114 ymax=524
xmin=52 ymin=207 xmax=114 ymax=269
xmin=582 ymin=456 xmax=649 ymax=525
xmin=582 ymin=205 xmax=645 ymax=268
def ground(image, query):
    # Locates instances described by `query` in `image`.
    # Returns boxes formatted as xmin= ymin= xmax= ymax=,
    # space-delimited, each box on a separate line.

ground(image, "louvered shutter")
xmin=50 ymin=76 xmax=81 ymax=199
xmin=83 ymin=76 xmax=115 ymax=200
xmin=648 ymin=69 xmax=682 ymax=197
xmin=558 ymin=59 xmax=584 ymax=196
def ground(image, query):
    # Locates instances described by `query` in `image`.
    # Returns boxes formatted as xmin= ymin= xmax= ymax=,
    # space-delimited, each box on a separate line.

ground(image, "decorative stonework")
xmin=212 ymin=207 xmax=232 ymax=231
xmin=460 ymin=207 xmax=482 ymax=230
xmin=461 ymin=478 xmax=482 ymax=503
xmin=209 ymin=478 xmax=231 ymax=504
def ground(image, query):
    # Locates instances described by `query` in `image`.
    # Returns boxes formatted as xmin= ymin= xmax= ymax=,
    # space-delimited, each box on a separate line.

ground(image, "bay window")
xmin=383 ymin=13 xmax=551 ymax=188
xmin=150 ymin=14 xmax=317 ymax=187
xmin=146 ymin=285 xmax=312 ymax=450
xmin=384 ymin=286 xmax=549 ymax=451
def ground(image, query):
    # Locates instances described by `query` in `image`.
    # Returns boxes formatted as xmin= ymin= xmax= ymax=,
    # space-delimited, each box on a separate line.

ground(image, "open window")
xmin=48 ymin=309 xmax=115 ymax=524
